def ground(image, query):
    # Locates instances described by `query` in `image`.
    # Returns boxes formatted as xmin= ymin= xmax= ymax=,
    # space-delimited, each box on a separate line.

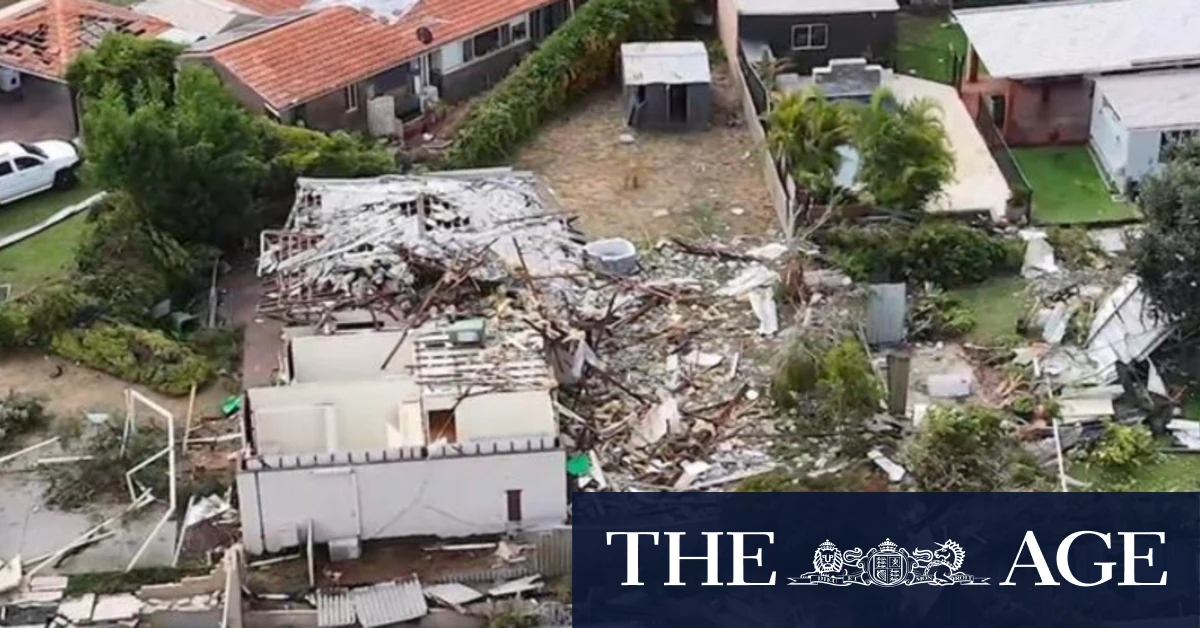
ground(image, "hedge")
xmin=51 ymin=323 xmax=214 ymax=396
xmin=444 ymin=0 xmax=676 ymax=168
xmin=819 ymin=221 xmax=1024 ymax=288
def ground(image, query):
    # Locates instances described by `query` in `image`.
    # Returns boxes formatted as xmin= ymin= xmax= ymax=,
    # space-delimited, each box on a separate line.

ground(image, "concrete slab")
xmin=57 ymin=594 xmax=96 ymax=623
xmin=91 ymin=593 xmax=143 ymax=622
xmin=926 ymin=373 xmax=974 ymax=398
xmin=424 ymin=583 xmax=484 ymax=607
xmin=0 ymin=474 xmax=177 ymax=573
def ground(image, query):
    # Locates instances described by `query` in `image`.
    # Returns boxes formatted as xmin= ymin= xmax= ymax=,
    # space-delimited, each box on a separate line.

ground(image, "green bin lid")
xmin=566 ymin=453 xmax=592 ymax=477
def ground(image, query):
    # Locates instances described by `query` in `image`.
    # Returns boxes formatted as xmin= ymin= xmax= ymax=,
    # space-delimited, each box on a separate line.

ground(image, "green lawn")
xmin=950 ymin=275 xmax=1028 ymax=344
xmin=896 ymin=14 xmax=967 ymax=85
xmin=1012 ymin=147 xmax=1140 ymax=225
xmin=1072 ymin=454 xmax=1200 ymax=492
xmin=0 ymin=187 xmax=97 ymax=291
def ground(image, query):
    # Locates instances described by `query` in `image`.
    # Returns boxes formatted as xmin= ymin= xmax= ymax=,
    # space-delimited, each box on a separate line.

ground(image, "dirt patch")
xmin=515 ymin=63 xmax=776 ymax=242
xmin=0 ymin=349 xmax=229 ymax=422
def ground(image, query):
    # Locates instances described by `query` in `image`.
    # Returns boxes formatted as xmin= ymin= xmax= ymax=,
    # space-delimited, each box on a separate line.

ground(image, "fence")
xmin=972 ymin=94 xmax=1034 ymax=223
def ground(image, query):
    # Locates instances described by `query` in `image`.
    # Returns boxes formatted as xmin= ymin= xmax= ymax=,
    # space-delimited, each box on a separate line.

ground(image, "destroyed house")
xmin=236 ymin=320 xmax=567 ymax=556
xmin=180 ymin=0 xmax=584 ymax=136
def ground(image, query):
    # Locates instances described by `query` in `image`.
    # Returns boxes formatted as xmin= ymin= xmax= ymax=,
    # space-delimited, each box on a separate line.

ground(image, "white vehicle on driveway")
xmin=0 ymin=140 xmax=82 ymax=205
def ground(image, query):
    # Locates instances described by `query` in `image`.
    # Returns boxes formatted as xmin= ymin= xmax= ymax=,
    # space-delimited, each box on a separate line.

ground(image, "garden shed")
xmin=621 ymin=41 xmax=712 ymax=131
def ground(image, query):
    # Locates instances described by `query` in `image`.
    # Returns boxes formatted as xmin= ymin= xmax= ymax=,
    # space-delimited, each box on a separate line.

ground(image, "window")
xmin=511 ymin=17 xmax=528 ymax=42
xmin=427 ymin=409 xmax=457 ymax=443
xmin=343 ymin=84 xmax=359 ymax=112
xmin=0 ymin=162 xmax=11 ymax=177
xmin=473 ymin=27 xmax=501 ymax=58
xmin=1160 ymin=129 xmax=1198 ymax=161
xmin=791 ymin=23 xmax=828 ymax=50
xmin=14 ymin=156 xmax=41 ymax=170
xmin=506 ymin=489 xmax=523 ymax=522
xmin=461 ymin=39 xmax=475 ymax=63
xmin=17 ymin=142 xmax=46 ymax=158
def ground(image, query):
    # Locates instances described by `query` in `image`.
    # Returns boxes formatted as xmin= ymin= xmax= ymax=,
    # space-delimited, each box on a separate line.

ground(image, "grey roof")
xmin=134 ymin=0 xmax=249 ymax=38
xmin=737 ymin=0 xmax=898 ymax=15
xmin=316 ymin=579 xmax=429 ymax=628
xmin=315 ymin=590 xmax=356 ymax=628
xmin=621 ymin=42 xmax=711 ymax=86
xmin=955 ymin=0 xmax=1200 ymax=79
xmin=351 ymin=579 xmax=429 ymax=628
xmin=1093 ymin=69 xmax=1200 ymax=130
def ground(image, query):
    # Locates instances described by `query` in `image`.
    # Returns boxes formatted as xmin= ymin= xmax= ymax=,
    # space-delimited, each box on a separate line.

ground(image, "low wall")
xmin=731 ymin=46 xmax=791 ymax=235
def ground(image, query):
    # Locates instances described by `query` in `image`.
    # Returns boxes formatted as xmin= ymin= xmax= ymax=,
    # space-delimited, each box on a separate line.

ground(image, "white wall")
xmin=238 ymin=446 xmax=567 ymax=554
xmin=1126 ymin=128 xmax=1166 ymax=189
xmin=288 ymin=330 xmax=415 ymax=383
xmin=1089 ymin=90 xmax=1129 ymax=190
xmin=249 ymin=378 xmax=420 ymax=454
xmin=424 ymin=390 xmax=556 ymax=440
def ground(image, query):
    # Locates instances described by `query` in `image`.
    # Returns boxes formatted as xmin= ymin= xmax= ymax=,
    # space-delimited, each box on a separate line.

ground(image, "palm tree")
xmin=765 ymin=87 xmax=854 ymax=203
xmin=854 ymin=88 xmax=955 ymax=214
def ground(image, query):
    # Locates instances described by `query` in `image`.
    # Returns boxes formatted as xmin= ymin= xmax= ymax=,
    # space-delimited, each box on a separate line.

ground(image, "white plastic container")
xmin=585 ymin=238 xmax=639 ymax=276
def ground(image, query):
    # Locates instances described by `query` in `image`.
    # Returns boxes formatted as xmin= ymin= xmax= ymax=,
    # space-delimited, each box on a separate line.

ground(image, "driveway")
xmin=0 ymin=74 xmax=77 ymax=142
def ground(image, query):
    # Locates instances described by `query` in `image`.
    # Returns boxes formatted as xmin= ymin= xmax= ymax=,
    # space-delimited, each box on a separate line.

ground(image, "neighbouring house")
xmin=621 ymin=41 xmax=712 ymax=132
xmin=718 ymin=0 xmax=899 ymax=76
xmin=133 ymin=0 xmax=260 ymax=44
xmin=181 ymin=0 xmax=584 ymax=136
xmin=956 ymin=0 xmax=1200 ymax=147
xmin=1089 ymin=69 xmax=1200 ymax=195
xmin=237 ymin=319 xmax=567 ymax=555
xmin=0 ymin=0 xmax=170 ymax=140
xmin=773 ymin=58 xmax=1012 ymax=221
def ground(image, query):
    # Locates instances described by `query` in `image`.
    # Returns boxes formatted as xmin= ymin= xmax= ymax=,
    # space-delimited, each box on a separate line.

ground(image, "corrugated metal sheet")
xmin=315 ymin=590 xmax=356 ymax=628
xmin=865 ymin=283 xmax=906 ymax=346
xmin=352 ymin=578 xmax=428 ymax=628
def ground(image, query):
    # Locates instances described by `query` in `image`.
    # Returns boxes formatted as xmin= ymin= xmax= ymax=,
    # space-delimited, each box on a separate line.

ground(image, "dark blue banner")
xmin=573 ymin=493 xmax=1200 ymax=628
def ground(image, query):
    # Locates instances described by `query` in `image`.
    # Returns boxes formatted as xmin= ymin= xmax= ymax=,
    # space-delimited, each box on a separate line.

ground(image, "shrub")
xmin=905 ymin=405 xmax=1011 ymax=491
xmin=445 ymin=0 xmax=675 ymax=167
xmin=819 ymin=222 xmax=1023 ymax=288
xmin=910 ymin=288 xmax=976 ymax=341
xmin=0 ymin=392 xmax=50 ymax=449
xmin=51 ymin=323 xmax=214 ymax=395
xmin=1047 ymin=226 xmax=1103 ymax=269
xmin=1087 ymin=422 xmax=1159 ymax=478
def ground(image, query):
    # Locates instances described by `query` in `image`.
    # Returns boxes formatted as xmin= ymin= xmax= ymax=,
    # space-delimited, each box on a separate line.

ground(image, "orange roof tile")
xmin=206 ymin=0 xmax=552 ymax=109
xmin=0 ymin=0 xmax=171 ymax=79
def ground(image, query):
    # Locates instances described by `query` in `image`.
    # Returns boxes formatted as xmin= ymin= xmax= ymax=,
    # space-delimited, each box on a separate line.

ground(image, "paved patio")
xmin=0 ymin=75 xmax=77 ymax=142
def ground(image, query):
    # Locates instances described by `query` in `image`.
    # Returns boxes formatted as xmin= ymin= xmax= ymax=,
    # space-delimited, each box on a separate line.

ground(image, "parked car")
xmin=0 ymin=140 xmax=82 ymax=206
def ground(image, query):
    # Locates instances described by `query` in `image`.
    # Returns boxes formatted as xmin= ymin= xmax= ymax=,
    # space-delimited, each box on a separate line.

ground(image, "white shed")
xmin=1090 ymin=69 xmax=1200 ymax=195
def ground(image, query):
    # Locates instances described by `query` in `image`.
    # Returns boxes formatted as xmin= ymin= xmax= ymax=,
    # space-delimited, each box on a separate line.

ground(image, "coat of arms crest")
xmin=789 ymin=538 xmax=989 ymax=587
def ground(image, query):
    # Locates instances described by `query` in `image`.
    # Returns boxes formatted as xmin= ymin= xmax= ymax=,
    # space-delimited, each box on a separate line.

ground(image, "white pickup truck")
xmin=0 ymin=140 xmax=82 ymax=206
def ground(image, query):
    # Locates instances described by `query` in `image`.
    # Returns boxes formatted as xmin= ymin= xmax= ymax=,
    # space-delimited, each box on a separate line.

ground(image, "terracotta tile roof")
xmin=205 ymin=0 xmax=553 ymax=109
xmin=0 ymin=0 xmax=171 ymax=79
xmin=223 ymin=0 xmax=304 ymax=17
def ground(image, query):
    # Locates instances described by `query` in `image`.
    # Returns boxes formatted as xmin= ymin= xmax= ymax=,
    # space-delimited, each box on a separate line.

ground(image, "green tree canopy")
xmin=765 ymin=87 xmax=853 ymax=202
xmin=82 ymin=65 xmax=267 ymax=251
xmin=855 ymin=88 xmax=955 ymax=213
xmin=66 ymin=34 xmax=183 ymax=107
xmin=1130 ymin=139 xmax=1200 ymax=331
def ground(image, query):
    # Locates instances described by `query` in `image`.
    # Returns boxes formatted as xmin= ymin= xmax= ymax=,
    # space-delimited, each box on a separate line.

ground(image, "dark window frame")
xmin=791 ymin=23 xmax=829 ymax=51
xmin=0 ymin=161 xmax=12 ymax=177
xmin=14 ymin=156 xmax=42 ymax=170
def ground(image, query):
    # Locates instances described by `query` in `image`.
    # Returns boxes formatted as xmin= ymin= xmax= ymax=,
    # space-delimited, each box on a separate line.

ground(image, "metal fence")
xmin=972 ymin=94 xmax=1034 ymax=223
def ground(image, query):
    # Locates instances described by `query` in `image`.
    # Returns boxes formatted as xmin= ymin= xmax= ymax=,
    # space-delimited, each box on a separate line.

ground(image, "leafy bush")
xmin=820 ymin=222 xmax=1023 ymax=288
xmin=1087 ymin=422 xmax=1159 ymax=477
xmin=51 ymin=323 xmax=214 ymax=395
xmin=0 ymin=392 xmax=50 ymax=449
xmin=445 ymin=0 xmax=675 ymax=167
xmin=905 ymin=405 xmax=1014 ymax=491
xmin=1047 ymin=227 xmax=1103 ymax=269
xmin=910 ymin=288 xmax=976 ymax=340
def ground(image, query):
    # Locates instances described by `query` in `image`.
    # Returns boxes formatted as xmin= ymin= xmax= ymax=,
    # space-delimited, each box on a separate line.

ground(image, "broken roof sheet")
xmin=954 ymin=0 xmax=1200 ymax=79
xmin=413 ymin=324 xmax=555 ymax=395
xmin=0 ymin=0 xmax=170 ymax=79
xmin=258 ymin=170 xmax=582 ymax=321
xmin=621 ymin=41 xmax=712 ymax=86
xmin=352 ymin=579 xmax=429 ymax=628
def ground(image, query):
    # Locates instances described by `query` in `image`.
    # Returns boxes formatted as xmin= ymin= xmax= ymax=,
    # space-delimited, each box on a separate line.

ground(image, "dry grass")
xmin=515 ymin=63 xmax=776 ymax=241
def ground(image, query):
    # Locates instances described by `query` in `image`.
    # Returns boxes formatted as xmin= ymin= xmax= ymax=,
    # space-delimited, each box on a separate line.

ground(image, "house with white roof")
xmin=955 ymin=0 xmax=1200 ymax=148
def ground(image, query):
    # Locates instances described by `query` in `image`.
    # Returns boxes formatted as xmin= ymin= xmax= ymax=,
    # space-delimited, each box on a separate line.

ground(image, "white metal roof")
xmin=621 ymin=41 xmax=711 ymax=86
xmin=955 ymin=0 xmax=1200 ymax=79
xmin=737 ymin=0 xmax=898 ymax=15
xmin=1094 ymin=69 xmax=1200 ymax=131
xmin=135 ymin=0 xmax=249 ymax=38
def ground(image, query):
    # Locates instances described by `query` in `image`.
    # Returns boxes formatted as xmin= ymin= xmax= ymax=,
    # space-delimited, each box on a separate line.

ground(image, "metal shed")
xmin=621 ymin=41 xmax=712 ymax=131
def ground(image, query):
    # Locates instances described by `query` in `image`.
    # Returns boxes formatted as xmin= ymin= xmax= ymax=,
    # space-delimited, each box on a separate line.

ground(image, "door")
xmin=13 ymin=155 xmax=50 ymax=197
xmin=989 ymin=94 xmax=1007 ymax=130
xmin=506 ymin=489 xmax=523 ymax=522
xmin=668 ymin=84 xmax=688 ymax=124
